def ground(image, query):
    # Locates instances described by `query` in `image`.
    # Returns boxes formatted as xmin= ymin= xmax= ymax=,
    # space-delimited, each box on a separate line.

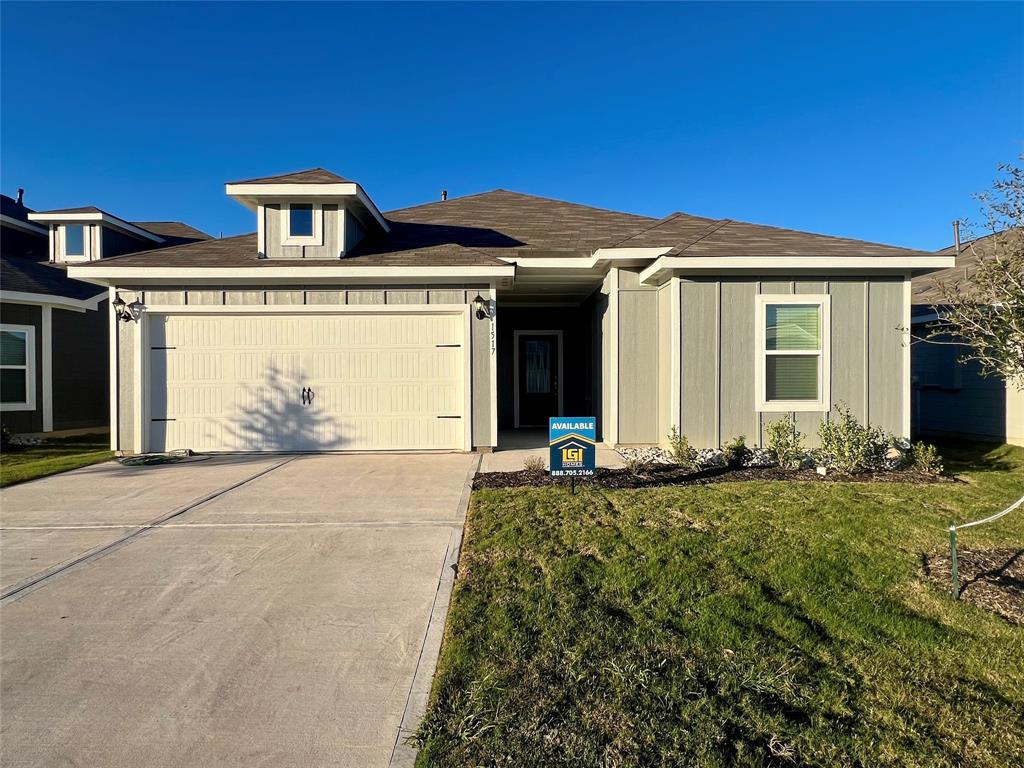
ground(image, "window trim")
xmin=0 ymin=323 xmax=37 ymax=411
xmin=754 ymin=294 xmax=831 ymax=412
xmin=282 ymin=202 xmax=323 ymax=246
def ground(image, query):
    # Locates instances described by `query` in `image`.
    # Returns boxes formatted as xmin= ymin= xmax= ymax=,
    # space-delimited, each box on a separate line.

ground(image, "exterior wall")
xmin=657 ymin=282 xmax=672 ymax=444
xmin=673 ymin=277 xmax=907 ymax=449
xmin=51 ymin=302 xmax=109 ymax=430
xmin=598 ymin=272 xmax=612 ymax=443
xmin=0 ymin=302 xmax=44 ymax=433
xmin=262 ymin=203 xmax=344 ymax=259
xmin=101 ymin=227 xmax=151 ymax=259
xmin=913 ymin=333 xmax=1024 ymax=446
xmin=112 ymin=285 xmax=493 ymax=452
xmin=616 ymin=268 xmax=660 ymax=444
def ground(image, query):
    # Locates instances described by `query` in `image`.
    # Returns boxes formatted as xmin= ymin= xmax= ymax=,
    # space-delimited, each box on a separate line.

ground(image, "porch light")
xmin=113 ymin=295 xmax=144 ymax=323
xmin=471 ymin=293 xmax=492 ymax=320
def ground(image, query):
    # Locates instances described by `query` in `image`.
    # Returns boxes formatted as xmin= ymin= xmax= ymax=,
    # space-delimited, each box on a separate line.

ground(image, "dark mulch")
xmin=924 ymin=548 xmax=1024 ymax=625
xmin=472 ymin=463 xmax=955 ymax=490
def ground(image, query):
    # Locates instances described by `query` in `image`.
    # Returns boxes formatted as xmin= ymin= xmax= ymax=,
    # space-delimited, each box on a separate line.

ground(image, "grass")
xmin=1 ymin=434 xmax=114 ymax=488
xmin=416 ymin=442 xmax=1024 ymax=767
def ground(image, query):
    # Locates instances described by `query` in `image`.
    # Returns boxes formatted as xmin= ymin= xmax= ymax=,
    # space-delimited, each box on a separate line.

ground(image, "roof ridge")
xmin=713 ymin=216 xmax=926 ymax=253
xmin=79 ymin=231 xmax=255 ymax=264
xmin=673 ymin=219 xmax=734 ymax=253
xmin=387 ymin=188 xmax=655 ymax=221
xmin=384 ymin=188 xmax=506 ymax=214
xmin=611 ymin=211 xmax=689 ymax=247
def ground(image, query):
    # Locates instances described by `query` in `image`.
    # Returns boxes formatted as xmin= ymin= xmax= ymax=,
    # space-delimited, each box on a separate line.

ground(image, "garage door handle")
xmin=302 ymin=387 xmax=315 ymax=406
xmin=437 ymin=415 xmax=461 ymax=419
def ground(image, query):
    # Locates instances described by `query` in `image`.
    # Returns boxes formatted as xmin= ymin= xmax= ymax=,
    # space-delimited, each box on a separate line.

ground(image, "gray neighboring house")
xmin=68 ymin=168 xmax=954 ymax=455
xmin=0 ymin=192 xmax=208 ymax=435
xmin=911 ymin=231 xmax=1023 ymax=446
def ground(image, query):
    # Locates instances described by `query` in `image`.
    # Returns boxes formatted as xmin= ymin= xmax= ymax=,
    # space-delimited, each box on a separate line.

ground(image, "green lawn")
xmin=1 ymin=434 xmax=113 ymax=488
xmin=416 ymin=442 xmax=1024 ymax=767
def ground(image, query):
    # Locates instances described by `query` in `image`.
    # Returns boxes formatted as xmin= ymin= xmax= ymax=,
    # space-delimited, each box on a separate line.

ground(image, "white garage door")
xmin=147 ymin=312 xmax=467 ymax=452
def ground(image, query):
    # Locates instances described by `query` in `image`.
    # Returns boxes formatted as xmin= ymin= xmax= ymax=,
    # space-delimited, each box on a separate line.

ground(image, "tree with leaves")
xmin=922 ymin=159 xmax=1024 ymax=385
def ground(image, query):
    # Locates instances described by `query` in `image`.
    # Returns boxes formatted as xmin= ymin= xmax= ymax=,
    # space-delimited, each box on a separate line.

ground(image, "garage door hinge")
xmin=437 ymin=415 xmax=462 ymax=419
xmin=435 ymin=344 xmax=461 ymax=348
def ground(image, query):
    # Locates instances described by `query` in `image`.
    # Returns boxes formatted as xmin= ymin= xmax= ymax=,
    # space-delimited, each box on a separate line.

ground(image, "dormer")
xmin=28 ymin=207 xmax=165 ymax=263
xmin=225 ymin=168 xmax=389 ymax=259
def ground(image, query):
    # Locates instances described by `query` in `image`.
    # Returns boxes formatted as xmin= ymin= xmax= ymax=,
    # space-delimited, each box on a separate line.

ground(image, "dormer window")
xmin=282 ymin=202 xmax=323 ymax=245
xmin=65 ymin=224 xmax=86 ymax=257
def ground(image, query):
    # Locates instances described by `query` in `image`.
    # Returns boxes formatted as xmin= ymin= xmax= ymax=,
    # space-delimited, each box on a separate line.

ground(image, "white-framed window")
xmin=1 ymin=324 xmax=36 ymax=411
xmin=58 ymin=223 xmax=91 ymax=261
xmin=754 ymin=294 xmax=830 ymax=412
xmin=282 ymin=202 xmax=323 ymax=246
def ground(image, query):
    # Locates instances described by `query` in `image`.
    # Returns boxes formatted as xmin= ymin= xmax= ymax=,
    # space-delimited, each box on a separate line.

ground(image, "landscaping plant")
xmin=666 ymin=426 xmax=696 ymax=470
xmin=815 ymin=404 xmax=887 ymax=473
xmin=522 ymin=455 xmax=546 ymax=474
xmin=765 ymin=415 xmax=806 ymax=469
xmin=722 ymin=435 xmax=751 ymax=469
xmin=908 ymin=440 xmax=944 ymax=475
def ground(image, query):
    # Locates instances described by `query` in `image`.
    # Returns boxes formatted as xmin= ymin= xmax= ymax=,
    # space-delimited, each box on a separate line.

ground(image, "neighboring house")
xmin=0 ymin=192 xmax=208 ymax=434
xmin=911 ymin=231 xmax=1024 ymax=446
xmin=68 ymin=168 xmax=953 ymax=454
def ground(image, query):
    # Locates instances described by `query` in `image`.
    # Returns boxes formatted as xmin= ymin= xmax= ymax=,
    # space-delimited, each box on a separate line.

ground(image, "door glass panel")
xmin=526 ymin=340 xmax=550 ymax=394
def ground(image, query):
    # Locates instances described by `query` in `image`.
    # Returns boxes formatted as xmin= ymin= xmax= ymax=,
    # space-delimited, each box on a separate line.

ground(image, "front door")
xmin=517 ymin=333 xmax=560 ymax=427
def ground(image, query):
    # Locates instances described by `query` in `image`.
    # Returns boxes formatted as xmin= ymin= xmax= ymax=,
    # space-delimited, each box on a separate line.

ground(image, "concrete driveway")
xmin=0 ymin=452 xmax=477 ymax=768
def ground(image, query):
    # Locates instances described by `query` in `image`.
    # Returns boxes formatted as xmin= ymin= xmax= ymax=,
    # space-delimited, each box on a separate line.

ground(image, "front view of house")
xmin=67 ymin=169 xmax=953 ymax=454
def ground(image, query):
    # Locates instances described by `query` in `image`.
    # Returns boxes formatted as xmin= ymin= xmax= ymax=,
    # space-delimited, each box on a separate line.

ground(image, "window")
xmin=288 ymin=204 xmax=314 ymax=237
xmin=1 ymin=324 xmax=36 ymax=411
xmin=65 ymin=224 xmax=85 ymax=257
xmin=755 ymin=295 xmax=830 ymax=411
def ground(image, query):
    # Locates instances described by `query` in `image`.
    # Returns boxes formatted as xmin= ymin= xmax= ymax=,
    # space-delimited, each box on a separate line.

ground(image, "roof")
xmin=228 ymin=168 xmax=353 ymax=185
xmin=0 ymin=255 xmax=105 ymax=301
xmin=912 ymin=229 xmax=1017 ymax=309
xmin=131 ymin=221 xmax=211 ymax=246
xmin=67 ymin=187 xmax=939 ymax=271
xmin=0 ymin=193 xmax=35 ymax=221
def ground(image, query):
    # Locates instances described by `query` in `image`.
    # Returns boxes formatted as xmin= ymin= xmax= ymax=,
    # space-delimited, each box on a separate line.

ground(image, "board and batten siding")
xmin=616 ymin=268 xmax=661 ymax=444
xmin=676 ymin=277 xmax=907 ymax=449
xmin=111 ymin=285 xmax=493 ymax=453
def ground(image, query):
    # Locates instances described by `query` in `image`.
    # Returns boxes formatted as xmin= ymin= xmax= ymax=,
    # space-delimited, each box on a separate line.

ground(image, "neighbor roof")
xmin=228 ymin=168 xmax=353 ymax=185
xmin=0 ymin=255 xmax=105 ymax=301
xmin=912 ymin=229 xmax=1017 ymax=309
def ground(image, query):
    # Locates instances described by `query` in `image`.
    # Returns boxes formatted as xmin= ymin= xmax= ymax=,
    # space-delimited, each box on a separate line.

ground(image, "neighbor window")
xmin=64 ymin=224 xmax=85 ymax=257
xmin=756 ymin=295 xmax=830 ymax=411
xmin=1 ymin=325 xmax=35 ymax=410
xmin=288 ymin=204 xmax=314 ymax=237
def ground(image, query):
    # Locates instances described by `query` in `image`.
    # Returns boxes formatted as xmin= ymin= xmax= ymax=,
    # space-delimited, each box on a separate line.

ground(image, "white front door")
xmin=147 ymin=312 xmax=467 ymax=452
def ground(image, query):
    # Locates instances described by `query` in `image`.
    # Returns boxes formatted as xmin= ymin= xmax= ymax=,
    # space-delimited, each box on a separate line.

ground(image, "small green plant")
xmin=722 ymin=435 xmax=751 ymax=469
xmin=765 ymin=416 xmax=805 ymax=469
xmin=666 ymin=426 xmax=696 ymax=469
xmin=816 ymin=404 xmax=887 ymax=473
xmin=908 ymin=441 xmax=944 ymax=475
xmin=622 ymin=455 xmax=650 ymax=474
xmin=522 ymin=455 xmax=546 ymax=473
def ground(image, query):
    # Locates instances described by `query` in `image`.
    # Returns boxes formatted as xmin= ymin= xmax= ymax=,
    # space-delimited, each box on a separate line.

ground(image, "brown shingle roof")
xmin=228 ymin=168 xmax=353 ymax=185
xmin=912 ymin=229 xmax=1018 ymax=307
xmin=131 ymin=221 xmax=211 ymax=245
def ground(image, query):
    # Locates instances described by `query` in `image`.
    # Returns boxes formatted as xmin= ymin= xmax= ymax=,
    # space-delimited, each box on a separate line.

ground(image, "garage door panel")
xmin=148 ymin=313 xmax=466 ymax=452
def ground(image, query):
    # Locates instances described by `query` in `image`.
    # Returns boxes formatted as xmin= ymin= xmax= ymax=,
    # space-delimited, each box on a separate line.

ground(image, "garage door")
xmin=147 ymin=312 xmax=467 ymax=452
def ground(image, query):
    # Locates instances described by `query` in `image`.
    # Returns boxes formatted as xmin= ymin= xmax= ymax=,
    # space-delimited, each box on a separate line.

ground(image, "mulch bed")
xmin=473 ymin=464 xmax=955 ymax=491
xmin=924 ymin=548 xmax=1024 ymax=625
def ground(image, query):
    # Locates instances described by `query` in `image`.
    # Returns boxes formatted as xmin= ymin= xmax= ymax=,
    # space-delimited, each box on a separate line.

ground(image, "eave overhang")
xmin=27 ymin=211 xmax=164 ymax=243
xmin=225 ymin=182 xmax=390 ymax=233
xmin=638 ymin=255 xmax=957 ymax=284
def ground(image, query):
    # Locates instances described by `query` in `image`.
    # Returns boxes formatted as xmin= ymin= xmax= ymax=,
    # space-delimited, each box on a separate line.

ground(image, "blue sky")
xmin=2 ymin=2 xmax=1021 ymax=249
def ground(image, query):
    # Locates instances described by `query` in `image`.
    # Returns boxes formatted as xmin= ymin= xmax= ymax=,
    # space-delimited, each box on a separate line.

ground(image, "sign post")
xmin=549 ymin=417 xmax=596 ymax=493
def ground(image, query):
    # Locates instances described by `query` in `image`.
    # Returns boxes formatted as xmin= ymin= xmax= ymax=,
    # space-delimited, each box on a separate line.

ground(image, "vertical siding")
xmin=719 ymin=282 xmax=758 ymax=443
xmin=617 ymin=289 xmax=659 ymax=442
xmin=868 ymin=279 xmax=904 ymax=431
xmin=680 ymin=281 xmax=719 ymax=447
xmin=657 ymin=284 xmax=672 ymax=443
xmin=52 ymin=303 xmax=108 ymax=430
xmin=678 ymin=276 xmax=906 ymax=451
xmin=471 ymin=310 xmax=491 ymax=447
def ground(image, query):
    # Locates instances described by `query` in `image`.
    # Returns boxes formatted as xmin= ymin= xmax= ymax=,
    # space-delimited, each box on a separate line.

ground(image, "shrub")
xmin=666 ymin=426 xmax=696 ymax=469
xmin=815 ymin=405 xmax=887 ymax=473
xmin=722 ymin=435 xmax=751 ymax=469
xmin=622 ymin=455 xmax=650 ymax=474
xmin=522 ymin=455 xmax=546 ymax=473
xmin=908 ymin=441 xmax=944 ymax=475
xmin=765 ymin=416 xmax=805 ymax=469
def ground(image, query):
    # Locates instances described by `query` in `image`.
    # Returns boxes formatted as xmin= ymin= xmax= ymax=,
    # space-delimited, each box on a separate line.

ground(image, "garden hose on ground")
xmin=118 ymin=449 xmax=197 ymax=466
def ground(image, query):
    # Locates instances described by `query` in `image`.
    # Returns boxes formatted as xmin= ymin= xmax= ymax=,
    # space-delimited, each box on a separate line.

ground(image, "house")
xmin=67 ymin=168 xmax=954 ymax=454
xmin=0 ymin=191 xmax=208 ymax=435
xmin=911 ymin=230 xmax=1024 ymax=446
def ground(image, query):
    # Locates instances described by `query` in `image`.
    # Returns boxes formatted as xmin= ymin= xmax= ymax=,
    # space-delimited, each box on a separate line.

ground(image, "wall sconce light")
xmin=471 ymin=293 xmax=492 ymax=320
xmin=112 ymin=295 xmax=144 ymax=323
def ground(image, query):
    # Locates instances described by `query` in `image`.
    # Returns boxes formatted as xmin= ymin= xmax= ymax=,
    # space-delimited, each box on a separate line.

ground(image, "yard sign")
xmin=549 ymin=417 xmax=596 ymax=477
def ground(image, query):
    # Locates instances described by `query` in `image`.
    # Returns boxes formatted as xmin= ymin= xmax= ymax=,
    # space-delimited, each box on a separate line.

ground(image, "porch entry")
xmin=514 ymin=330 xmax=563 ymax=427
